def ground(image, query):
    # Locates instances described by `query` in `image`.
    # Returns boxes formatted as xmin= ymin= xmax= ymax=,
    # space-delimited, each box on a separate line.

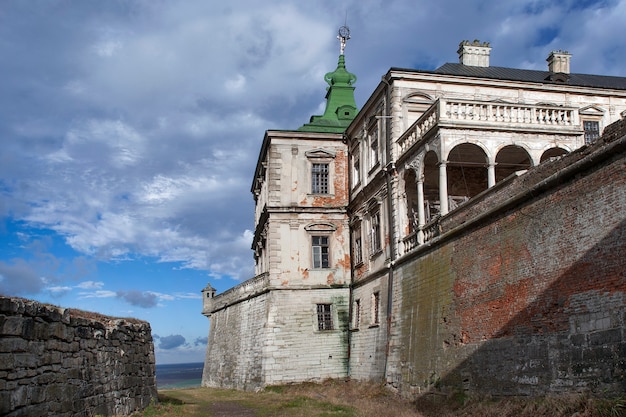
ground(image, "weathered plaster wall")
xmin=0 ymin=296 xmax=157 ymax=417
xmin=385 ymin=132 xmax=626 ymax=396
xmin=349 ymin=274 xmax=388 ymax=381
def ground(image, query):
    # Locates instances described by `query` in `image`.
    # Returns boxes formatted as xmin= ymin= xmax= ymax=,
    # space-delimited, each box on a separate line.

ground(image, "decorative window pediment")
xmin=305 ymin=149 xmax=336 ymax=159
xmin=404 ymin=92 xmax=434 ymax=103
xmin=579 ymin=105 xmax=605 ymax=117
xmin=493 ymin=98 xmax=517 ymax=105
xmin=305 ymin=222 xmax=337 ymax=233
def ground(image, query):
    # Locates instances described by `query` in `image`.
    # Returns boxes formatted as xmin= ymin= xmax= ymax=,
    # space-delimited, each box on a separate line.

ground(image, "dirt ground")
xmin=210 ymin=401 xmax=257 ymax=417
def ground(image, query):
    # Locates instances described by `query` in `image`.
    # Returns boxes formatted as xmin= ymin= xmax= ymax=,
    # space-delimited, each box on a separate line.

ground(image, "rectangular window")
xmin=353 ymin=299 xmax=361 ymax=328
xmin=583 ymin=120 xmax=600 ymax=144
xmin=372 ymin=292 xmax=380 ymax=325
xmin=312 ymin=236 xmax=330 ymax=268
xmin=354 ymin=234 xmax=363 ymax=265
xmin=369 ymin=127 xmax=379 ymax=168
xmin=370 ymin=211 xmax=381 ymax=253
xmin=352 ymin=224 xmax=363 ymax=265
xmin=352 ymin=154 xmax=360 ymax=187
xmin=312 ymin=163 xmax=329 ymax=194
xmin=317 ymin=304 xmax=333 ymax=331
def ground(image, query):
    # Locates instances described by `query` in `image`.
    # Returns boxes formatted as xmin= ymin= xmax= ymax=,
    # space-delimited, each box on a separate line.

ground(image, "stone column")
xmin=439 ymin=161 xmax=449 ymax=215
xmin=488 ymin=162 xmax=496 ymax=188
xmin=417 ymin=177 xmax=425 ymax=244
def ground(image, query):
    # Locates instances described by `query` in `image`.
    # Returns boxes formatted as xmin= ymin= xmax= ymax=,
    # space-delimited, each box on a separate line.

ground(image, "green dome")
xmin=298 ymin=50 xmax=358 ymax=133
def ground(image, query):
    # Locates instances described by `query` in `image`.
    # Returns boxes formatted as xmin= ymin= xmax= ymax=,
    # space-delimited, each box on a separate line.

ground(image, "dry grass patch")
xmin=133 ymin=381 xmax=626 ymax=417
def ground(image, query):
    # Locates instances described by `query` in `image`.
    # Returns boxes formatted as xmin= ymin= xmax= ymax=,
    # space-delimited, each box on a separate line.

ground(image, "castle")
xmin=202 ymin=30 xmax=626 ymax=396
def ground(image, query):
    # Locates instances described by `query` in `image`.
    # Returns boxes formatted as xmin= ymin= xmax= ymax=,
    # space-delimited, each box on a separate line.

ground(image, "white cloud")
xmin=174 ymin=292 xmax=202 ymax=300
xmin=225 ymin=74 xmax=247 ymax=92
xmin=48 ymin=285 xmax=73 ymax=293
xmin=75 ymin=281 xmax=105 ymax=290
xmin=78 ymin=290 xmax=117 ymax=299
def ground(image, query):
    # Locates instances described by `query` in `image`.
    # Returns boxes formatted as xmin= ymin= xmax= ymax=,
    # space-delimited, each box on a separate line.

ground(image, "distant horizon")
xmin=156 ymin=361 xmax=204 ymax=367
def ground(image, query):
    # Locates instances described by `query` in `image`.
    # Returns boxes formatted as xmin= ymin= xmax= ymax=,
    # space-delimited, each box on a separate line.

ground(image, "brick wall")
xmin=0 ymin=297 xmax=157 ymax=416
xmin=385 ymin=131 xmax=626 ymax=396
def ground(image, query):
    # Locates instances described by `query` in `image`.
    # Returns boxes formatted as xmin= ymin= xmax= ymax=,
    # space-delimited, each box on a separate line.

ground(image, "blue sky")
xmin=1 ymin=0 xmax=625 ymax=364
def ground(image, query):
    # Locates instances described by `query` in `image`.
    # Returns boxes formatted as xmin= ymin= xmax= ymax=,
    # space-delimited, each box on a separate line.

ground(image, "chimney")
xmin=458 ymin=40 xmax=491 ymax=67
xmin=547 ymin=50 xmax=571 ymax=74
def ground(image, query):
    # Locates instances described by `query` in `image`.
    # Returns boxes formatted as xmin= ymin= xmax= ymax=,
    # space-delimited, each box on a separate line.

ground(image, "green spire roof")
xmin=299 ymin=27 xmax=358 ymax=133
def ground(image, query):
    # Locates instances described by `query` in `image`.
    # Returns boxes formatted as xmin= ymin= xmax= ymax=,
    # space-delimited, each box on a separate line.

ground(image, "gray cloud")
xmin=194 ymin=337 xmax=208 ymax=346
xmin=117 ymin=290 xmax=158 ymax=308
xmin=158 ymin=334 xmax=187 ymax=350
xmin=0 ymin=259 xmax=46 ymax=295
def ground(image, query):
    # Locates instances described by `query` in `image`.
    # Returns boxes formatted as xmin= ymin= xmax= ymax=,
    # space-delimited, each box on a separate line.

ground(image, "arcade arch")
xmin=540 ymin=147 xmax=568 ymax=163
xmin=495 ymin=145 xmax=532 ymax=182
xmin=446 ymin=143 xmax=489 ymax=206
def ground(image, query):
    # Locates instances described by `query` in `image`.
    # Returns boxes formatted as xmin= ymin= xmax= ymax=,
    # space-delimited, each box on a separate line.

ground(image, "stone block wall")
xmin=0 ymin=297 xmax=157 ymax=416
xmin=384 ymin=132 xmax=626 ymax=396
xmin=203 ymin=291 xmax=269 ymax=391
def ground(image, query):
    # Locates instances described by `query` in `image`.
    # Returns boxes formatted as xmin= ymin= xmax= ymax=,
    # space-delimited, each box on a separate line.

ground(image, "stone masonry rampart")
xmin=0 ymin=296 xmax=157 ymax=416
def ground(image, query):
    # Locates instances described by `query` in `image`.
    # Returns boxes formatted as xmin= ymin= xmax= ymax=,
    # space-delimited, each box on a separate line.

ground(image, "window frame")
xmin=369 ymin=123 xmax=380 ymax=170
xmin=370 ymin=209 xmax=381 ymax=255
xmin=312 ymin=235 xmax=330 ymax=269
xmin=371 ymin=292 xmax=380 ymax=326
xmin=583 ymin=120 xmax=600 ymax=144
xmin=351 ymin=153 xmax=361 ymax=188
xmin=311 ymin=162 xmax=330 ymax=194
xmin=352 ymin=223 xmax=363 ymax=266
xmin=316 ymin=303 xmax=333 ymax=331
xmin=353 ymin=299 xmax=361 ymax=329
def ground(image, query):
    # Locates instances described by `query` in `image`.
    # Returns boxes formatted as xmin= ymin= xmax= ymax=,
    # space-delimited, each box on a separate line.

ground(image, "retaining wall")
xmin=0 ymin=297 xmax=157 ymax=416
xmin=386 ymin=131 xmax=626 ymax=396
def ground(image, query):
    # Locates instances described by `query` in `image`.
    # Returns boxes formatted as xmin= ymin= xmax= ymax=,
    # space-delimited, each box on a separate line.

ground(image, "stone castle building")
xmin=202 ymin=31 xmax=626 ymax=395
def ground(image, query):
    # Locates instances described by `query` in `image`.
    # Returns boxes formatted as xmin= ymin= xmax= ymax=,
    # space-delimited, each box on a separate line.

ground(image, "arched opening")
xmin=447 ymin=143 xmax=488 ymax=208
xmin=423 ymin=151 xmax=439 ymax=222
xmin=403 ymin=93 xmax=434 ymax=127
xmin=540 ymin=147 xmax=568 ymax=163
xmin=495 ymin=145 xmax=532 ymax=182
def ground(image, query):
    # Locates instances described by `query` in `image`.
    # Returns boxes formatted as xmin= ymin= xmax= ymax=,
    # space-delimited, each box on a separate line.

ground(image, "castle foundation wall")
xmin=384 ymin=133 xmax=626 ymax=396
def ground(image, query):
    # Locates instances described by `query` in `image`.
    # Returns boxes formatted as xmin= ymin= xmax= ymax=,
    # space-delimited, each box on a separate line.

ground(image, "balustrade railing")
xmin=422 ymin=220 xmax=441 ymax=244
xmin=402 ymin=232 xmax=419 ymax=253
xmin=443 ymin=100 xmax=576 ymax=126
xmin=396 ymin=99 xmax=578 ymax=156
xmin=401 ymin=195 xmax=469 ymax=255
xmin=397 ymin=100 xmax=440 ymax=154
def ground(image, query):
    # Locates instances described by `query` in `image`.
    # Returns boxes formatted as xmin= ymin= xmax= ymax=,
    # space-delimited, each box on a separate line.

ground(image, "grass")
xmin=130 ymin=380 xmax=626 ymax=417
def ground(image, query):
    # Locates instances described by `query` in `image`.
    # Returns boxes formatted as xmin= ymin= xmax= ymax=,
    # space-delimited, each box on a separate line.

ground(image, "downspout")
xmin=380 ymin=73 xmax=398 ymax=384
xmin=344 ymin=132 xmax=353 ymax=379
xmin=382 ymin=162 xmax=397 ymax=384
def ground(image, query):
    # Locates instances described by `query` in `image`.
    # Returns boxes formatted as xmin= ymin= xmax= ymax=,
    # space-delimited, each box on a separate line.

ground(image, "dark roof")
xmin=423 ymin=63 xmax=626 ymax=90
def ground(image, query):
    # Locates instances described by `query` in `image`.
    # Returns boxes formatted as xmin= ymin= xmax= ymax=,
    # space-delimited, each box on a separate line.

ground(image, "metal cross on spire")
xmin=337 ymin=25 xmax=350 ymax=55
